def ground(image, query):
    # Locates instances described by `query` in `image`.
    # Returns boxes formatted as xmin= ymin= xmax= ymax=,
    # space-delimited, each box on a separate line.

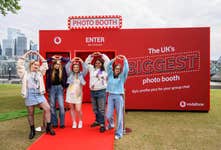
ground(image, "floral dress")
xmin=66 ymin=77 xmax=82 ymax=104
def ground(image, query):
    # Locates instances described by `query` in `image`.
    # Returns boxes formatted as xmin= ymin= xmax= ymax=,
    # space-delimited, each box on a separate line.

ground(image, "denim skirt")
xmin=25 ymin=88 xmax=47 ymax=106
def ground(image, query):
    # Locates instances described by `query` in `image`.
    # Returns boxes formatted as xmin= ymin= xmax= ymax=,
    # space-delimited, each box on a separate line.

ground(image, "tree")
xmin=0 ymin=0 xmax=21 ymax=16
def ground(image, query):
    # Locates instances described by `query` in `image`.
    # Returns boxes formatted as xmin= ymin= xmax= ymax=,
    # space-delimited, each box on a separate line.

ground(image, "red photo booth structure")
xmin=39 ymin=16 xmax=210 ymax=111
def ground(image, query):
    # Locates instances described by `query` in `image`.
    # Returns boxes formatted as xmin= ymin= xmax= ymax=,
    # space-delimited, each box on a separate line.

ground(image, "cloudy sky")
xmin=0 ymin=0 xmax=221 ymax=60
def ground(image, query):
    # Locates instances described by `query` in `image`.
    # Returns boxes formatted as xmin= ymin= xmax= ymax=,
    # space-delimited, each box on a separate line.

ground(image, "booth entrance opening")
xmin=46 ymin=52 xmax=70 ymax=60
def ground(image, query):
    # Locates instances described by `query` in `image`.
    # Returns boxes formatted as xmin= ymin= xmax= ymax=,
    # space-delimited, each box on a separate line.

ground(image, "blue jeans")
xmin=49 ymin=85 xmax=65 ymax=126
xmin=106 ymin=93 xmax=124 ymax=138
xmin=90 ymin=89 xmax=106 ymax=125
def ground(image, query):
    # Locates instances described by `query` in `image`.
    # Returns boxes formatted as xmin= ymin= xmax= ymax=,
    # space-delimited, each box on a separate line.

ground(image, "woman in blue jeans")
xmin=106 ymin=55 xmax=129 ymax=140
xmin=85 ymin=52 xmax=110 ymax=132
xmin=46 ymin=55 xmax=68 ymax=128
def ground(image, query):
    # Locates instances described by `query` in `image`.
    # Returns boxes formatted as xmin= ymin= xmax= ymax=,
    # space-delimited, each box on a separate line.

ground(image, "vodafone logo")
xmin=179 ymin=101 xmax=204 ymax=108
xmin=54 ymin=36 xmax=62 ymax=45
xmin=179 ymin=101 xmax=186 ymax=108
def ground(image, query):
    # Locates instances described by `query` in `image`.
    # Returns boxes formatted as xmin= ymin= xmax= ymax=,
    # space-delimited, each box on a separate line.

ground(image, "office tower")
xmin=5 ymin=48 xmax=13 ymax=57
xmin=15 ymin=33 xmax=27 ymax=56
xmin=7 ymin=28 xmax=21 ymax=39
xmin=0 ymin=43 xmax=2 ymax=55
xmin=217 ymin=56 xmax=221 ymax=65
xmin=2 ymin=39 xmax=14 ymax=56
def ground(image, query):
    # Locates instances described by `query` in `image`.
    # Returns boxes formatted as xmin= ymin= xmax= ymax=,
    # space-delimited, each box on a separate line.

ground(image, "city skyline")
xmin=0 ymin=28 xmax=38 ymax=58
xmin=0 ymin=0 xmax=221 ymax=60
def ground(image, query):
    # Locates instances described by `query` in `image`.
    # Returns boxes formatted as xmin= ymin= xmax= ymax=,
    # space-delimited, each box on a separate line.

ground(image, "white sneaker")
xmin=78 ymin=121 xmax=83 ymax=128
xmin=72 ymin=121 xmax=77 ymax=128
xmin=35 ymin=126 xmax=45 ymax=132
xmin=106 ymin=125 xmax=114 ymax=130
xmin=35 ymin=126 xmax=41 ymax=132
xmin=115 ymin=135 xmax=121 ymax=140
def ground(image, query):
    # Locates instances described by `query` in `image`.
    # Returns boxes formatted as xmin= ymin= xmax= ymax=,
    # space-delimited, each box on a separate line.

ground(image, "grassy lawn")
xmin=115 ymin=89 xmax=221 ymax=150
xmin=0 ymin=84 xmax=220 ymax=150
xmin=0 ymin=84 xmax=24 ymax=113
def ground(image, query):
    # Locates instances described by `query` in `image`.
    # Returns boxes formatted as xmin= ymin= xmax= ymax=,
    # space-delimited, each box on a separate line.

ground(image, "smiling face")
xmin=95 ymin=59 xmax=102 ymax=69
xmin=53 ymin=60 xmax=61 ymax=70
xmin=114 ymin=64 xmax=121 ymax=76
xmin=30 ymin=60 xmax=40 ymax=72
xmin=72 ymin=64 xmax=80 ymax=73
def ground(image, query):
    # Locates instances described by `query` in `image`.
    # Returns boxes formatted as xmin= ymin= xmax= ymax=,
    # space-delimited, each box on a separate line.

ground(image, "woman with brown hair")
xmin=85 ymin=52 xmax=110 ymax=132
xmin=17 ymin=50 xmax=55 ymax=139
xmin=106 ymin=55 xmax=129 ymax=140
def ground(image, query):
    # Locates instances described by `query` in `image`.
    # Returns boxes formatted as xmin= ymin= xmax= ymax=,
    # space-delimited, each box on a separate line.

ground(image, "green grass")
xmin=0 ymin=109 xmax=42 ymax=121
xmin=0 ymin=84 xmax=42 ymax=121
xmin=115 ymin=89 xmax=221 ymax=150
xmin=0 ymin=84 xmax=24 ymax=113
xmin=0 ymin=113 xmax=43 ymax=150
xmin=0 ymin=84 xmax=43 ymax=149
xmin=0 ymin=84 xmax=220 ymax=150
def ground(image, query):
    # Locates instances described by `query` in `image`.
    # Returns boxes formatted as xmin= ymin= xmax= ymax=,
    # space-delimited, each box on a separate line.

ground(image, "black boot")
xmin=29 ymin=125 xmax=35 ymax=139
xmin=46 ymin=123 xmax=56 ymax=136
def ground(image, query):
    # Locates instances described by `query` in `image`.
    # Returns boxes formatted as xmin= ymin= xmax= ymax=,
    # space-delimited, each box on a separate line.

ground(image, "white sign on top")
xmin=68 ymin=15 xmax=122 ymax=29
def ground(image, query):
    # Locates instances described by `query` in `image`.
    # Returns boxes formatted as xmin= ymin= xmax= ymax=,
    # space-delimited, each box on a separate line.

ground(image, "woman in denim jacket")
xmin=65 ymin=57 xmax=87 ymax=128
xmin=16 ymin=50 xmax=55 ymax=139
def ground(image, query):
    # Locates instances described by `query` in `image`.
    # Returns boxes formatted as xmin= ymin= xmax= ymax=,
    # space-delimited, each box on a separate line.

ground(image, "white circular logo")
xmin=179 ymin=101 xmax=186 ymax=108
xmin=54 ymin=36 xmax=62 ymax=45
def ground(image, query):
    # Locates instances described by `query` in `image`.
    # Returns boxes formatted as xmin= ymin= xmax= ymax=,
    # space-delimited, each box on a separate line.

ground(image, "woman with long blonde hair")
xmin=46 ymin=55 xmax=68 ymax=128
xmin=17 ymin=50 xmax=55 ymax=139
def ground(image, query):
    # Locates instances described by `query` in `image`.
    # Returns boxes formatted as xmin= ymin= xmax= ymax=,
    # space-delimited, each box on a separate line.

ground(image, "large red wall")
xmin=39 ymin=27 xmax=210 ymax=111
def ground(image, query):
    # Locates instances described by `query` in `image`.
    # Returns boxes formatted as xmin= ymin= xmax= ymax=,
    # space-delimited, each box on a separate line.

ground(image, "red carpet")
xmin=27 ymin=104 xmax=114 ymax=150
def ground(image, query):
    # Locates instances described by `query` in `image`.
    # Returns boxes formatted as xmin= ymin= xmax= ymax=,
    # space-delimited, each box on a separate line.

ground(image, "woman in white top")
xmin=16 ymin=50 xmax=55 ymax=139
xmin=85 ymin=52 xmax=110 ymax=132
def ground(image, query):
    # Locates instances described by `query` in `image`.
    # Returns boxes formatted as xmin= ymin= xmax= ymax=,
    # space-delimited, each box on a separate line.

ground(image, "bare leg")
xmin=76 ymin=103 xmax=83 ymax=128
xmin=42 ymin=110 xmax=46 ymax=131
xmin=39 ymin=101 xmax=55 ymax=135
xmin=39 ymin=101 xmax=50 ymax=122
xmin=75 ymin=103 xmax=82 ymax=121
xmin=69 ymin=103 xmax=76 ymax=122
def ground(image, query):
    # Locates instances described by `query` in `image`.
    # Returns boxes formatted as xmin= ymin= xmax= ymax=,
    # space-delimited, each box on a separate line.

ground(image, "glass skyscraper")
xmin=2 ymin=28 xmax=27 ymax=57
xmin=15 ymin=34 xmax=27 ymax=56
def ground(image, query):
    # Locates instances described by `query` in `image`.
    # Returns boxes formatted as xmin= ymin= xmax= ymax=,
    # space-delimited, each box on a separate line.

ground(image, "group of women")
xmin=17 ymin=51 xmax=129 ymax=140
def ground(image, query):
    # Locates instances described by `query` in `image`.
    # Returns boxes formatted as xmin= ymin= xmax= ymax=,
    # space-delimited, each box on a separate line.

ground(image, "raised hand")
xmin=117 ymin=55 xmax=125 ymax=60
xmin=22 ymin=50 xmax=33 ymax=58
xmin=52 ymin=55 xmax=62 ymax=60
xmin=33 ymin=51 xmax=45 ymax=61
xmin=96 ymin=52 xmax=101 ymax=55
xmin=92 ymin=52 xmax=101 ymax=56
xmin=71 ymin=57 xmax=80 ymax=62
xmin=74 ymin=57 xmax=83 ymax=63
